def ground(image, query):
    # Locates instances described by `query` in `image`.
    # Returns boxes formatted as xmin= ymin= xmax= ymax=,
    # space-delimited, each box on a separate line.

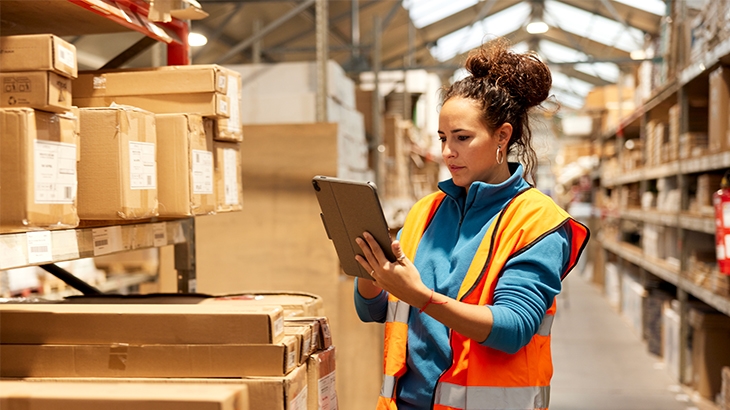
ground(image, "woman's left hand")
xmin=355 ymin=232 xmax=430 ymax=308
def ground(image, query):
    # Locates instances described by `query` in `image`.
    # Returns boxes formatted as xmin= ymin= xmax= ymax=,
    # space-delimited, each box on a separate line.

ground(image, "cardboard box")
xmin=77 ymin=106 xmax=158 ymax=220
xmin=73 ymin=93 xmax=229 ymax=118
xmin=74 ymin=65 xmax=231 ymax=97
xmin=21 ymin=363 xmax=309 ymax=410
xmin=285 ymin=325 xmax=314 ymax=365
xmin=0 ymin=108 xmax=79 ymax=233
xmin=213 ymin=140 xmax=243 ymax=212
xmin=0 ymin=380 xmax=248 ymax=410
xmin=0 ymin=71 xmax=73 ymax=113
xmin=0 ymin=335 xmax=299 ymax=378
xmin=206 ymin=291 xmax=325 ymax=317
xmin=709 ymin=66 xmax=730 ymax=152
xmin=0 ymin=303 xmax=285 ymax=345
xmin=285 ymin=317 xmax=333 ymax=351
xmin=307 ymin=346 xmax=338 ymax=410
xmin=156 ymin=113 xmax=216 ymax=217
xmin=0 ymin=34 xmax=77 ymax=78
xmin=206 ymin=117 xmax=243 ymax=142
xmin=689 ymin=305 xmax=730 ymax=400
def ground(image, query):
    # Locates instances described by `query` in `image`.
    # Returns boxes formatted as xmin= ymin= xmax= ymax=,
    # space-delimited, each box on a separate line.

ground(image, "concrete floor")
xmin=550 ymin=272 xmax=702 ymax=410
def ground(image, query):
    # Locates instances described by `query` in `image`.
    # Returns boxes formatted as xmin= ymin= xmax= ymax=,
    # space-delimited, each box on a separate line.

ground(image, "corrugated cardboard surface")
xmin=285 ymin=325 xmax=314 ymax=365
xmin=77 ymin=106 xmax=158 ymax=220
xmin=19 ymin=363 xmax=309 ymax=410
xmin=204 ymin=292 xmax=324 ymax=317
xmin=205 ymin=117 xmax=243 ymax=143
xmin=156 ymin=113 xmax=215 ymax=217
xmin=0 ymin=303 xmax=285 ymax=345
xmin=0 ymin=71 xmax=72 ymax=112
xmin=73 ymin=93 xmax=229 ymax=118
xmin=709 ymin=66 xmax=730 ymax=152
xmin=0 ymin=380 xmax=248 ymax=410
xmin=0 ymin=336 xmax=299 ymax=378
xmin=0 ymin=34 xmax=77 ymax=78
xmin=0 ymin=108 xmax=79 ymax=232
xmin=213 ymin=140 xmax=243 ymax=212
xmin=307 ymin=346 xmax=338 ymax=410
xmin=73 ymin=65 xmax=230 ymax=97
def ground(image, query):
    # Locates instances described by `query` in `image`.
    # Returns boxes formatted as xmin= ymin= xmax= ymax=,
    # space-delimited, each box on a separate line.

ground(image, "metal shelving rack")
xmin=596 ymin=30 xmax=730 ymax=389
xmin=0 ymin=0 xmax=198 ymax=294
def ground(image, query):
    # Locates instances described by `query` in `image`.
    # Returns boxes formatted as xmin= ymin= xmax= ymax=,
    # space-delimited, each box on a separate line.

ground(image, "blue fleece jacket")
xmin=353 ymin=163 xmax=572 ymax=409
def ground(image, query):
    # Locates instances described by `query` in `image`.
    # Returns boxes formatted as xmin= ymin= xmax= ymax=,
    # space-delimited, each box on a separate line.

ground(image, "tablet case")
xmin=312 ymin=176 xmax=395 ymax=280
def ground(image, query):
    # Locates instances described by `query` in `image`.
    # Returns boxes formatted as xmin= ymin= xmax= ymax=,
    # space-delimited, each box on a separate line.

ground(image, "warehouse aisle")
xmin=550 ymin=272 xmax=697 ymax=410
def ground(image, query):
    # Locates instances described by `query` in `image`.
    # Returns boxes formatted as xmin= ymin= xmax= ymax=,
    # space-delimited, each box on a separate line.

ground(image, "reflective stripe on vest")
xmin=537 ymin=313 xmax=554 ymax=337
xmin=387 ymin=300 xmax=410 ymax=324
xmin=381 ymin=374 xmax=397 ymax=398
xmin=435 ymin=383 xmax=550 ymax=410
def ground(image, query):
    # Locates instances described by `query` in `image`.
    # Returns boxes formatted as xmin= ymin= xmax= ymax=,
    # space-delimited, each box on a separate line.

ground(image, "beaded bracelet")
xmin=419 ymin=289 xmax=448 ymax=313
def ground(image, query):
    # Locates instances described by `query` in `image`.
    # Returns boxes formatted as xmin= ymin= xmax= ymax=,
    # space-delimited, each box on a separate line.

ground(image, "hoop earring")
xmin=496 ymin=145 xmax=504 ymax=165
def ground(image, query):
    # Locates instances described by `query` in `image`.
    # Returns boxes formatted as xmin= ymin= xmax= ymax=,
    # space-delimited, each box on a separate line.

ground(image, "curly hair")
xmin=441 ymin=37 xmax=552 ymax=182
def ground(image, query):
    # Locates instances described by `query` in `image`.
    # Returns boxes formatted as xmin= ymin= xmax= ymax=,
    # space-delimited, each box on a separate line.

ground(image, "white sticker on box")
xmin=290 ymin=388 xmax=308 ymax=410
xmin=26 ymin=231 xmax=53 ymax=264
xmin=34 ymin=140 xmax=77 ymax=204
xmin=57 ymin=45 xmax=76 ymax=69
xmin=318 ymin=371 xmax=338 ymax=410
xmin=223 ymin=148 xmax=239 ymax=205
xmin=92 ymin=226 xmax=123 ymax=256
xmin=219 ymin=98 xmax=229 ymax=116
xmin=217 ymin=73 xmax=227 ymax=91
xmin=226 ymin=77 xmax=240 ymax=133
xmin=152 ymin=222 xmax=167 ymax=247
xmin=288 ymin=350 xmax=297 ymax=371
xmin=274 ymin=316 xmax=285 ymax=339
xmin=191 ymin=149 xmax=214 ymax=194
xmin=129 ymin=141 xmax=156 ymax=189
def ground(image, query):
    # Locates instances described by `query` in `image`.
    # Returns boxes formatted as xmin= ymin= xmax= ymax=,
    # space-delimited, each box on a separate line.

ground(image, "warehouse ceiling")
xmin=189 ymin=0 xmax=666 ymax=110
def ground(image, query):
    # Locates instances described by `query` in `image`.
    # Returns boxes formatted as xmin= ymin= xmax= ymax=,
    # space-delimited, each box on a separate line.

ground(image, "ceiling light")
xmin=188 ymin=32 xmax=208 ymax=47
xmin=526 ymin=21 xmax=549 ymax=34
xmin=630 ymin=50 xmax=646 ymax=60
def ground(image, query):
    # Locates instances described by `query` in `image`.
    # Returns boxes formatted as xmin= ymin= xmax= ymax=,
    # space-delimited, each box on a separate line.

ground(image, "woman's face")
xmin=438 ymin=97 xmax=511 ymax=189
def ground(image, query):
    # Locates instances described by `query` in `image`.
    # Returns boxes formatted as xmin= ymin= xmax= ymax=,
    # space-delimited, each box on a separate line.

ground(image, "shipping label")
xmin=129 ymin=141 xmax=156 ymax=190
xmin=57 ymin=45 xmax=76 ymax=69
xmin=290 ymin=387 xmax=308 ymax=410
xmin=223 ymin=148 xmax=239 ymax=205
xmin=34 ymin=140 xmax=77 ymax=204
xmin=319 ymin=371 xmax=338 ymax=410
xmin=192 ymin=149 xmax=214 ymax=194
xmin=226 ymin=76 xmax=240 ymax=133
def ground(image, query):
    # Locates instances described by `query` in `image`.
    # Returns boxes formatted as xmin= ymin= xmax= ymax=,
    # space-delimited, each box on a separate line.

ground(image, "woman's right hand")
xmin=357 ymin=274 xmax=383 ymax=299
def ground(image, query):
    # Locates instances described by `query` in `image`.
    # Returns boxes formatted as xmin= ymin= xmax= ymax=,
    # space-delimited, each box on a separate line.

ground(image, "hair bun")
xmin=464 ymin=38 xmax=552 ymax=108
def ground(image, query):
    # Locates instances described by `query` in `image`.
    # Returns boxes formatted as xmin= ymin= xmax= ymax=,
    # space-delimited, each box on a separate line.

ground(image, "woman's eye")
xmin=438 ymin=136 xmax=446 ymax=142
xmin=457 ymin=135 xmax=470 ymax=141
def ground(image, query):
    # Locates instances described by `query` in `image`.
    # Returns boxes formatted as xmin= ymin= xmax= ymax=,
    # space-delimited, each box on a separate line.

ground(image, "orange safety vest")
xmin=377 ymin=188 xmax=590 ymax=410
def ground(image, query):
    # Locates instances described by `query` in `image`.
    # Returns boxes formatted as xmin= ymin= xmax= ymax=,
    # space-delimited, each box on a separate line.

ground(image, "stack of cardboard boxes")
xmin=0 ymin=33 xmax=244 ymax=233
xmin=0 ymin=292 xmax=338 ymax=410
xmin=0 ymin=34 xmax=81 ymax=232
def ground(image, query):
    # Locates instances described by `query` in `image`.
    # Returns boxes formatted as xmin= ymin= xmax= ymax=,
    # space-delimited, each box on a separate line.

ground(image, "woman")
xmin=354 ymin=38 xmax=590 ymax=410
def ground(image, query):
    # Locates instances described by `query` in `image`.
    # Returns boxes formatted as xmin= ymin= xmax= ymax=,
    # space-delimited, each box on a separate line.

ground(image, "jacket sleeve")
xmin=353 ymin=277 xmax=388 ymax=323
xmin=482 ymin=225 xmax=572 ymax=353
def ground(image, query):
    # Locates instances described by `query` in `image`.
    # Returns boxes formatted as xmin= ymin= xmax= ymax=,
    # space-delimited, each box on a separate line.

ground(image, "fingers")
xmin=392 ymin=240 xmax=408 ymax=264
xmin=361 ymin=232 xmax=388 ymax=265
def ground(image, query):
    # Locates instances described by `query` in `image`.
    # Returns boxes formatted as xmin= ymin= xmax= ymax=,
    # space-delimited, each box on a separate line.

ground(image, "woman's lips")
xmin=449 ymin=165 xmax=464 ymax=172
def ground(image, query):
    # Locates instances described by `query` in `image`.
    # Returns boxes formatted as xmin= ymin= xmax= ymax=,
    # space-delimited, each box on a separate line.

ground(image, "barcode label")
xmin=92 ymin=226 xmax=121 ymax=256
xmin=34 ymin=140 xmax=77 ymax=204
xmin=152 ymin=222 xmax=167 ymax=247
xmin=26 ymin=231 xmax=53 ymax=264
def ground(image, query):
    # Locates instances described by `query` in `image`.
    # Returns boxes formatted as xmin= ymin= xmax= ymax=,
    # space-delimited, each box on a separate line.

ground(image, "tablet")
xmin=312 ymin=175 xmax=396 ymax=280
